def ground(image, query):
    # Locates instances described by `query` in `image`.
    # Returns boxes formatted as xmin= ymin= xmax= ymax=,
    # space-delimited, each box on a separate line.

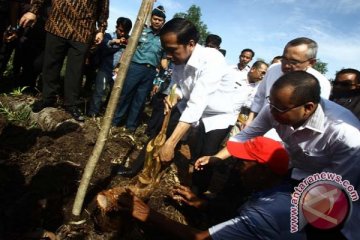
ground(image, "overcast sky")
xmin=108 ymin=0 xmax=360 ymax=79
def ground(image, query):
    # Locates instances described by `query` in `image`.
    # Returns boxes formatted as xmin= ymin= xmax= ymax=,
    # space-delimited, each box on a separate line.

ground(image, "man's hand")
xmin=118 ymin=189 xmax=150 ymax=223
xmin=171 ymin=185 xmax=206 ymax=209
xmin=94 ymin=32 xmax=104 ymax=45
xmin=163 ymin=93 xmax=178 ymax=115
xmin=240 ymin=119 xmax=250 ymax=130
xmin=159 ymin=141 xmax=175 ymax=162
xmin=241 ymin=112 xmax=256 ymax=130
xmin=195 ymin=156 xmax=223 ymax=170
xmin=3 ymin=30 xmax=18 ymax=43
xmin=19 ymin=12 xmax=37 ymax=28
xmin=194 ymin=156 xmax=210 ymax=170
xmin=110 ymin=37 xmax=127 ymax=46
xmin=150 ymin=85 xmax=159 ymax=97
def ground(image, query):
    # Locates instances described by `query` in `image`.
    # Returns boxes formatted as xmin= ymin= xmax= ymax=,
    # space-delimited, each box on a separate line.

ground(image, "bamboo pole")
xmin=72 ymin=0 xmax=156 ymax=216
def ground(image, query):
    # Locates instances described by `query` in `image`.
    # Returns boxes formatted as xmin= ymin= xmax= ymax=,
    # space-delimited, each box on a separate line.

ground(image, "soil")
xmin=0 ymin=86 xmax=243 ymax=240
xmin=0 ymin=90 xmax=258 ymax=240
xmin=0 ymin=91 xmax=188 ymax=239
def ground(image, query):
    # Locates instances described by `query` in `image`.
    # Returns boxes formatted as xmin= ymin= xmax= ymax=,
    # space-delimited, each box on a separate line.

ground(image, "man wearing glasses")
xmin=244 ymin=37 xmax=331 ymax=129
xmin=230 ymin=60 xmax=269 ymax=136
xmin=121 ymin=71 xmax=360 ymax=239
xmin=330 ymin=68 xmax=360 ymax=120
xmin=195 ymin=71 xmax=360 ymax=239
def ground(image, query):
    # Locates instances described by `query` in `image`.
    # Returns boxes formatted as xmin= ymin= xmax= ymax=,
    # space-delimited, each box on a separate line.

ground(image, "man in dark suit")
xmin=20 ymin=0 xmax=109 ymax=121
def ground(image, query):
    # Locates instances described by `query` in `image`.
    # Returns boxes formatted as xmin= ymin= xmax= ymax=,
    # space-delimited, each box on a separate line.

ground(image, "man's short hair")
xmin=272 ymin=71 xmax=321 ymax=105
xmin=335 ymin=68 xmax=360 ymax=84
xmin=285 ymin=37 xmax=318 ymax=59
xmin=205 ymin=34 xmax=222 ymax=48
xmin=116 ymin=17 xmax=132 ymax=34
xmin=271 ymin=55 xmax=282 ymax=64
xmin=252 ymin=60 xmax=268 ymax=69
xmin=160 ymin=18 xmax=200 ymax=45
xmin=240 ymin=48 xmax=255 ymax=58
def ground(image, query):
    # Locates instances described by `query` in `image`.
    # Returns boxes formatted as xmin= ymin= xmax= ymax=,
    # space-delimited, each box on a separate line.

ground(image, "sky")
xmin=108 ymin=0 xmax=360 ymax=79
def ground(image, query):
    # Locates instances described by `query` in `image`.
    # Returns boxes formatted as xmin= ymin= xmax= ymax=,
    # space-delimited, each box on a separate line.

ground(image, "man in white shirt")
xmin=245 ymin=37 xmax=331 ymax=128
xmin=204 ymin=60 xmax=269 ymax=195
xmin=119 ymin=71 xmax=358 ymax=239
xmin=157 ymin=18 xmax=242 ymax=193
xmin=195 ymin=71 xmax=360 ymax=239
xmin=232 ymin=48 xmax=254 ymax=74
xmin=230 ymin=60 xmax=269 ymax=135
xmin=158 ymin=18 xmax=238 ymax=160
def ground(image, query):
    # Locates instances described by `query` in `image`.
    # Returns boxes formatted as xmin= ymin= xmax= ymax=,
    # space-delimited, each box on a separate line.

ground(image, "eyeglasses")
xmin=266 ymin=96 xmax=304 ymax=113
xmin=333 ymin=81 xmax=357 ymax=87
xmin=257 ymin=69 xmax=267 ymax=75
xmin=282 ymin=56 xmax=313 ymax=66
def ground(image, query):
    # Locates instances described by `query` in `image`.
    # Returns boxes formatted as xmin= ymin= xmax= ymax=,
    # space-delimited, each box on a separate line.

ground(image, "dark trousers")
xmin=0 ymin=12 xmax=9 ymax=77
xmin=17 ymin=26 xmax=46 ymax=89
xmin=42 ymin=32 xmax=89 ymax=106
xmin=112 ymin=62 xmax=157 ymax=129
xmin=88 ymin=70 xmax=113 ymax=115
xmin=0 ymin=40 xmax=16 ymax=77
xmin=166 ymin=108 xmax=231 ymax=158
xmin=146 ymin=92 xmax=167 ymax=138
xmin=166 ymin=108 xmax=232 ymax=193
xmin=191 ymin=121 xmax=232 ymax=194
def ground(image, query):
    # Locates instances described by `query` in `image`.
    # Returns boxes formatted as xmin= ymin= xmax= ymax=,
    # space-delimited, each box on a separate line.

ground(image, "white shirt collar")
xmin=298 ymin=99 xmax=325 ymax=133
xmin=185 ymin=44 xmax=204 ymax=70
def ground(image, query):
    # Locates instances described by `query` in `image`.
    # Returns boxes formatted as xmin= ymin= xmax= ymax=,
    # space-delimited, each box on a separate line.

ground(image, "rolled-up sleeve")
xmin=250 ymin=76 xmax=267 ymax=114
xmin=231 ymin=106 xmax=274 ymax=142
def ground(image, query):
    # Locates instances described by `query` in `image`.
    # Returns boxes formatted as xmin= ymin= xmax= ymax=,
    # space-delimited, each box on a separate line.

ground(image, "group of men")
xmin=120 ymin=18 xmax=360 ymax=240
xmin=4 ymin=1 xmax=360 ymax=239
xmin=17 ymin=1 xmax=168 ymax=128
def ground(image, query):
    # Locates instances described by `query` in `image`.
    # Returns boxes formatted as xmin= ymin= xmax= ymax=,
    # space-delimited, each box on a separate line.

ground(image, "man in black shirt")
xmin=330 ymin=68 xmax=360 ymax=120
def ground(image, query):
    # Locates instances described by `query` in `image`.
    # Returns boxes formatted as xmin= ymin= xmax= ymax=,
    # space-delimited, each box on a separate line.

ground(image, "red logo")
xmin=300 ymin=182 xmax=350 ymax=229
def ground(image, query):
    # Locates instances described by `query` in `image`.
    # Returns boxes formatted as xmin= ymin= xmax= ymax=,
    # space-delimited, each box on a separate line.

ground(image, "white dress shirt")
xmin=172 ymin=44 xmax=239 ymax=132
xmin=230 ymin=64 xmax=251 ymax=74
xmin=251 ymin=63 xmax=332 ymax=113
xmin=223 ymin=67 xmax=260 ymax=112
xmin=232 ymin=99 xmax=360 ymax=180
xmin=230 ymin=99 xmax=360 ymax=239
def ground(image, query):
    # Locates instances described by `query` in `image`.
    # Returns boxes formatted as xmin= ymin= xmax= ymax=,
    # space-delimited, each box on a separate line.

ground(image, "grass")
xmin=0 ymin=86 xmax=35 ymax=127
xmin=0 ymin=101 xmax=31 ymax=124
xmin=9 ymin=86 xmax=28 ymax=97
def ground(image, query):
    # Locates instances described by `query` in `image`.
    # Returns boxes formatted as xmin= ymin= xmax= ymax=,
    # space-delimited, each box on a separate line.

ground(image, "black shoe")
xmin=65 ymin=106 xmax=85 ymax=122
xmin=113 ymin=165 xmax=137 ymax=178
xmin=86 ymin=112 xmax=100 ymax=118
xmin=113 ymin=150 xmax=146 ymax=177
xmin=122 ymin=128 xmax=136 ymax=135
xmin=31 ymin=100 xmax=55 ymax=113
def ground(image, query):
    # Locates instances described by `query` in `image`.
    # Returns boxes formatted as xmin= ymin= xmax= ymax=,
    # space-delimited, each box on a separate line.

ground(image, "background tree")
xmin=173 ymin=5 xmax=209 ymax=44
xmin=313 ymin=59 xmax=328 ymax=75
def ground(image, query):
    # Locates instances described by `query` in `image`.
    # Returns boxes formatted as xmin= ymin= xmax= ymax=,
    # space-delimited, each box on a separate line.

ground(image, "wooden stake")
xmin=72 ymin=0 xmax=156 ymax=216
